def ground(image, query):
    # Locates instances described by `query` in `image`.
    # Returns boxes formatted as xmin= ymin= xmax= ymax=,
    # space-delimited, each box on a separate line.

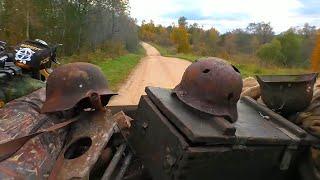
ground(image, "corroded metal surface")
xmin=173 ymin=57 xmax=243 ymax=122
xmin=131 ymin=94 xmax=318 ymax=180
xmin=0 ymin=88 xmax=47 ymax=141
xmin=0 ymin=88 xmax=67 ymax=179
xmin=41 ymin=62 xmax=117 ymax=113
xmin=49 ymin=111 xmax=116 ymax=179
xmin=146 ymin=87 xmax=294 ymax=145
xmin=242 ymin=96 xmax=307 ymax=138
xmin=256 ymin=73 xmax=318 ymax=116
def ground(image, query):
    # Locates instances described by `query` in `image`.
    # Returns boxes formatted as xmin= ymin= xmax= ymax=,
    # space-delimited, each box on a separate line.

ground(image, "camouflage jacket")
xmin=0 ymin=75 xmax=45 ymax=107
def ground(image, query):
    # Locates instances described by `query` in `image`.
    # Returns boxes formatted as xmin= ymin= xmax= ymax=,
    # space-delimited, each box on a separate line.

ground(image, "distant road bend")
xmin=109 ymin=42 xmax=191 ymax=105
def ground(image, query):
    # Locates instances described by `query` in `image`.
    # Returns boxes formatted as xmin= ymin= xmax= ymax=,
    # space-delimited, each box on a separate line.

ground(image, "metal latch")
xmin=280 ymin=144 xmax=298 ymax=170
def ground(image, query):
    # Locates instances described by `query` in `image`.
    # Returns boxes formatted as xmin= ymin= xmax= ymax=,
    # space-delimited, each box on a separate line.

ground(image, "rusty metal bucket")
xmin=256 ymin=73 xmax=318 ymax=116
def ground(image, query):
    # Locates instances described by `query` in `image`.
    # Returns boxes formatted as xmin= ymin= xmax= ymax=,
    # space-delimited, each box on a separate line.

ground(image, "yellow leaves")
xmin=139 ymin=21 xmax=157 ymax=42
xmin=170 ymin=26 xmax=191 ymax=53
xmin=311 ymin=31 xmax=320 ymax=71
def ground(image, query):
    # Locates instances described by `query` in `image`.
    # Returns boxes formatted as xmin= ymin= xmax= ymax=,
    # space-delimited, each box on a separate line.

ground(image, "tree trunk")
xmin=26 ymin=2 xmax=30 ymax=39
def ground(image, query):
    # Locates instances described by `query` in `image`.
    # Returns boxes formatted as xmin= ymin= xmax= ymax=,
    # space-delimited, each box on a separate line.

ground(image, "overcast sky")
xmin=129 ymin=0 xmax=320 ymax=33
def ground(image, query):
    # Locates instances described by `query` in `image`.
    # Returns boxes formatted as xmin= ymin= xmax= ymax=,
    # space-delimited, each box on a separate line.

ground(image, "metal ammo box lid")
xmin=130 ymin=86 xmax=319 ymax=180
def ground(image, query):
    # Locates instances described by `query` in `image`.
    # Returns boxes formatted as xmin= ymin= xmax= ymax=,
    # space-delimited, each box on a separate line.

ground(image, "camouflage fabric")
xmin=294 ymin=80 xmax=320 ymax=179
xmin=0 ymin=75 xmax=45 ymax=105
xmin=0 ymin=88 xmax=68 ymax=179
xmin=296 ymin=79 xmax=320 ymax=137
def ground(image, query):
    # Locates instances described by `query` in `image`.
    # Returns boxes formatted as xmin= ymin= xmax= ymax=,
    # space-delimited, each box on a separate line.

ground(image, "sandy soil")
xmin=108 ymin=42 xmax=191 ymax=105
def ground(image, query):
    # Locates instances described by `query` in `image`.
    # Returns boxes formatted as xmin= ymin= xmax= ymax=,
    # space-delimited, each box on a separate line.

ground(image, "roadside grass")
xmin=60 ymin=46 xmax=145 ymax=91
xmin=151 ymin=43 xmax=310 ymax=77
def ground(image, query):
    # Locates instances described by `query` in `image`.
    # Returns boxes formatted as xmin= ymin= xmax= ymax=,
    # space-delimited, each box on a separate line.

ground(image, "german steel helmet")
xmin=41 ymin=62 xmax=117 ymax=113
xmin=173 ymin=57 xmax=243 ymax=122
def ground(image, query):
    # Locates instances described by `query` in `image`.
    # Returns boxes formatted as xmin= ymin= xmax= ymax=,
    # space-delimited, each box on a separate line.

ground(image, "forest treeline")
xmin=139 ymin=17 xmax=319 ymax=67
xmin=0 ymin=0 xmax=139 ymax=56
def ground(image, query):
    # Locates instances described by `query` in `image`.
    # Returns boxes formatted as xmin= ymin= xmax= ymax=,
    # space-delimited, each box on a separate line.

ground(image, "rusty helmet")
xmin=173 ymin=57 xmax=243 ymax=122
xmin=41 ymin=62 xmax=117 ymax=113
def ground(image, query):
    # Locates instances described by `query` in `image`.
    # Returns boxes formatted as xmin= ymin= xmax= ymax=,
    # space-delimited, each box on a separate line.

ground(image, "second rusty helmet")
xmin=173 ymin=57 xmax=243 ymax=122
xmin=41 ymin=62 xmax=117 ymax=113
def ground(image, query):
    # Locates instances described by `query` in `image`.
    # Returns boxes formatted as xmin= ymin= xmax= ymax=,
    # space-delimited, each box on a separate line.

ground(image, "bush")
xmin=278 ymin=31 xmax=303 ymax=66
xmin=257 ymin=39 xmax=285 ymax=65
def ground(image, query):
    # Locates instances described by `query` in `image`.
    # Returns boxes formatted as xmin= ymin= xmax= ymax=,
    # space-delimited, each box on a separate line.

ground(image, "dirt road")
xmin=109 ymin=42 xmax=191 ymax=105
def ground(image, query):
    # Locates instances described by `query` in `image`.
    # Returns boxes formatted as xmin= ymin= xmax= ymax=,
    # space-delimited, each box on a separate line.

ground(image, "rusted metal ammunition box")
xmin=130 ymin=87 xmax=319 ymax=180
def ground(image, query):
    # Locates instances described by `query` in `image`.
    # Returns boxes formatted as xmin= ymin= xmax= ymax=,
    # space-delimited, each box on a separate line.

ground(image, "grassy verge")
xmin=151 ymin=43 xmax=309 ymax=77
xmin=151 ymin=43 xmax=201 ymax=61
xmin=60 ymin=46 xmax=145 ymax=91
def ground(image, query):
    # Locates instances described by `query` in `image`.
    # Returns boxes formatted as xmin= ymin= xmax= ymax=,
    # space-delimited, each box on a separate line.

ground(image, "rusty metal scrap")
xmin=0 ymin=88 xmax=46 ymax=143
xmin=49 ymin=111 xmax=117 ymax=179
xmin=0 ymin=88 xmax=67 ymax=179
xmin=0 ymin=116 xmax=79 ymax=162
xmin=113 ymin=111 xmax=133 ymax=130
xmin=173 ymin=57 xmax=243 ymax=122
xmin=102 ymin=144 xmax=127 ymax=180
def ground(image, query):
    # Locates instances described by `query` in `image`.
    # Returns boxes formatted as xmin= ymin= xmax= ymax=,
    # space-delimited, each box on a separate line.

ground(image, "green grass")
xmin=60 ymin=46 xmax=145 ymax=91
xmin=151 ymin=42 xmax=201 ymax=61
xmin=150 ymin=43 xmax=173 ymax=56
xmin=151 ymin=43 xmax=310 ymax=77
xmin=233 ymin=63 xmax=308 ymax=77
xmin=94 ymin=53 xmax=143 ymax=91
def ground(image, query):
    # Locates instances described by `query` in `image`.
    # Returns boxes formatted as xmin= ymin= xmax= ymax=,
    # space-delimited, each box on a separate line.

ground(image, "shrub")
xmin=257 ymin=39 xmax=285 ymax=65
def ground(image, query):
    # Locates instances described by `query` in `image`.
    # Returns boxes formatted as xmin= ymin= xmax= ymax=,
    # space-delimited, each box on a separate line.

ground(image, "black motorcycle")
xmin=0 ymin=39 xmax=62 ymax=81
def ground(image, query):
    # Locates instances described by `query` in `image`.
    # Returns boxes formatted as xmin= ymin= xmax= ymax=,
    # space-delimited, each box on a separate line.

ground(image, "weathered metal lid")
xmin=145 ymin=86 xmax=318 ymax=145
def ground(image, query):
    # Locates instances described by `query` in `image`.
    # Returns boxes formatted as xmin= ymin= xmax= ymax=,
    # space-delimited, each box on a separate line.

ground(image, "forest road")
xmin=108 ymin=42 xmax=191 ymax=105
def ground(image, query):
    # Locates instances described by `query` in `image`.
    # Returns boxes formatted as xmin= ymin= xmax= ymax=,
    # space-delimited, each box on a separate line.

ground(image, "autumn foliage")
xmin=139 ymin=17 xmax=318 ymax=68
xmin=170 ymin=26 xmax=191 ymax=53
xmin=311 ymin=31 xmax=320 ymax=71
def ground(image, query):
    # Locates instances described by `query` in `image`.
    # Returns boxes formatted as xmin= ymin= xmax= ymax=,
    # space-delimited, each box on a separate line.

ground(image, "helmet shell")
xmin=41 ymin=62 xmax=117 ymax=113
xmin=173 ymin=57 xmax=243 ymax=122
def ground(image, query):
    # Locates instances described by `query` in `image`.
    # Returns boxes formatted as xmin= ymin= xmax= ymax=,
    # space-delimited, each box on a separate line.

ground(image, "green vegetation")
xmin=151 ymin=43 xmax=200 ymax=61
xmin=257 ymin=39 xmax=285 ymax=65
xmin=140 ymin=17 xmax=318 ymax=69
xmin=152 ymin=43 xmax=309 ymax=77
xmin=0 ymin=0 xmax=139 ymax=56
xmin=0 ymin=0 xmax=146 ymax=90
xmin=95 ymin=53 xmax=144 ymax=91
xmin=61 ymin=46 xmax=145 ymax=91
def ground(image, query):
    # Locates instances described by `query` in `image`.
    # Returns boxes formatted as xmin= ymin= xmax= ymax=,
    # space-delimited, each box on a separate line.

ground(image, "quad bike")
xmin=0 ymin=39 xmax=62 ymax=81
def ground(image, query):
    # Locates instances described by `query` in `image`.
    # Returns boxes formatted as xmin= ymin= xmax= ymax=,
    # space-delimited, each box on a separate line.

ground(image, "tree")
xmin=169 ymin=17 xmax=191 ymax=53
xmin=178 ymin=16 xmax=187 ymax=28
xmin=246 ymin=22 xmax=274 ymax=44
xmin=298 ymin=23 xmax=317 ymax=63
xmin=221 ymin=32 xmax=237 ymax=55
xmin=298 ymin=23 xmax=316 ymax=38
xmin=171 ymin=26 xmax=190 ymax=53
xmin=278 ymin=30 xmax=303 ymax=66
xmin=257 ymin=39 xmax=285 ymax=65
xmin=139 ymin=20 xmax=157 ymax=42
xmin=0 ymin=0 xmax=139 ymax=56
